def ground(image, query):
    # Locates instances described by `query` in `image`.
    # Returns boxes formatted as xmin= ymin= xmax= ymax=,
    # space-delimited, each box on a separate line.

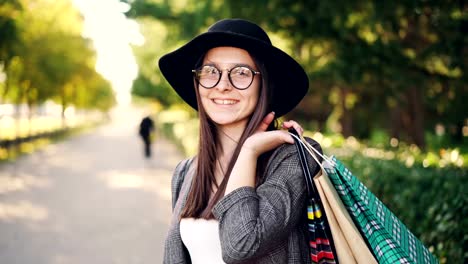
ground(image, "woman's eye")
xmin=234 ymin=67 xmax=251 ymax=77
xmin=200 ymin=67 xmax=217 ymax=75
xmin=207 ymin=68 xmax=218 ymax=75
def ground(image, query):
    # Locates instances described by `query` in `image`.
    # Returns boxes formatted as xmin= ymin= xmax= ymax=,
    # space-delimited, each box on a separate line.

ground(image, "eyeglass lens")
xmin=194 ymin=65 xmax=256 ymax=90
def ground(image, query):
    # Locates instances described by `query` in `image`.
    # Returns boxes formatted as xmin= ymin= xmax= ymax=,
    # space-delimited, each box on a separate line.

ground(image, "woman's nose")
xmin=215 ymin=72 xmax=232 ymax=91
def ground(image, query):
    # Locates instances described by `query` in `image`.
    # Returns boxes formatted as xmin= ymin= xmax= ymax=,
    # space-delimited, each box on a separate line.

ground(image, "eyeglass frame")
xmin=192 ymin=65 xmax=261 ymax=90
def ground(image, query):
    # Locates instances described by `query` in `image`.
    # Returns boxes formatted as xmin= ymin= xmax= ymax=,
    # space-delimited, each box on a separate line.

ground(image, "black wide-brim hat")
xmin=159 ymin=19 xmax=309 ymax=117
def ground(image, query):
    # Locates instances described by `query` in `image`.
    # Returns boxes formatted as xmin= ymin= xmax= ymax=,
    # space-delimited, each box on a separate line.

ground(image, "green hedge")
xmin=335 ymin=154 xmax=467 ymax=263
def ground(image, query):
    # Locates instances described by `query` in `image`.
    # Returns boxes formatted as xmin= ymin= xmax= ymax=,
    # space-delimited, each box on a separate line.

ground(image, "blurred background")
xmin=0 ymin=0 xmax=467 ymax=263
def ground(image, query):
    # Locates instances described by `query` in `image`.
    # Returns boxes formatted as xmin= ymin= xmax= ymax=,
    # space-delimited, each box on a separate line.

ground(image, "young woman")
xmin=159 ymin=18 xmax=321 ymax=264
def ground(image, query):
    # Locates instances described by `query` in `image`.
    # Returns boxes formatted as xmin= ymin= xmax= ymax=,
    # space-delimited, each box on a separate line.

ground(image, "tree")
xmin=0 ymin=0 xmax=23 ymax=103
xmin=1 ymin=0 xmax=116 ymax=133
xmin=126 ymin=0 xmax=227 ymax=107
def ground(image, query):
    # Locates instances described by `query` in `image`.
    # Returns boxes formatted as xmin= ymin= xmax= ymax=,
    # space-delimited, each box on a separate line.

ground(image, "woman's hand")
xmin=225 ymin=112 xmax=304 ymax=194
xmin=242 ymin=112 xmax=303 ymax=158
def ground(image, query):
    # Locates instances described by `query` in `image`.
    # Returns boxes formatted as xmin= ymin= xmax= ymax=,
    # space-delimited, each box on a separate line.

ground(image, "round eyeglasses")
xmin=192 ymin=65 xmax=261 ymax=90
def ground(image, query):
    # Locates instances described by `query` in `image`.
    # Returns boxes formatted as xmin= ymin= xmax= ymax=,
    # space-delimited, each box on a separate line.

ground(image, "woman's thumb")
xmin=256 ymin=111 xmax=275 ymax=132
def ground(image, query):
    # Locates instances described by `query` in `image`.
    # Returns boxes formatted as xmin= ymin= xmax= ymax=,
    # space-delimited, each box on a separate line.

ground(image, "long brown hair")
xmin=180 ymin=51 xmax=277 ymax=219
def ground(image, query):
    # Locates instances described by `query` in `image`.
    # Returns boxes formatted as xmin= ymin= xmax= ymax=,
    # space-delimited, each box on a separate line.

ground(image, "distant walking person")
xmin=139 ymin=116 xmax=155 ymax=158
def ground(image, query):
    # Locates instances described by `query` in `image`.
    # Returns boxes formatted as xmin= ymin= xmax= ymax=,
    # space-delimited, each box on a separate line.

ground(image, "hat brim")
xmin=159 ymin=31 xmax=308 ymax=117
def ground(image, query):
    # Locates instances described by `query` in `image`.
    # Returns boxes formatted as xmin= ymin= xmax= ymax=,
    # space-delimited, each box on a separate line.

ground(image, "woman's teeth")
xmin=213 ymin=99 xmax=237 ymax=105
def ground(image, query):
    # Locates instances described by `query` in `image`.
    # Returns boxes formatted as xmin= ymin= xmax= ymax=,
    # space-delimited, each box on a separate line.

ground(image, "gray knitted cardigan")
xmin=164 ymin=139 xmax=321 ymax=263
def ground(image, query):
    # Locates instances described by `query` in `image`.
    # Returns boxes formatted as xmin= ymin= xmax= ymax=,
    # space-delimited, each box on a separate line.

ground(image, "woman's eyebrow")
xmin=202 ymin=60 xmax=254 ymax=68
xmin=232 ymin=63 xmax=252 ymax=67
xmin=202 ymin=62 xmax=217 ymax=67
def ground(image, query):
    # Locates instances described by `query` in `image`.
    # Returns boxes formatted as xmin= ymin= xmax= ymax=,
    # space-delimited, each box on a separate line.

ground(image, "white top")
xmin=179 ymin=218 xmax=225 ymax=264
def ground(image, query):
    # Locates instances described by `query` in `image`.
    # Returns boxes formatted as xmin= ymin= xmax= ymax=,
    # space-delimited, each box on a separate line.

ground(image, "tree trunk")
xmin=452 ymin=120 xmax=464 ymax=143
xmin=339 ymin=87 xmax=353 ymax=137
xmin=27 ymin=103 xmax=34 ymax=137
xmin=14 ymin=83 xmax=25 ymax=140
xmin=317 ymin=116 xmax=327 ymax=133
xmin=25 ymin=85 xmax=33 ymax=137
xmin=389 ymin=106 xmax=402 ymax=140
xmin=406 ymin=86 xmax=426 ymax=149
xmin=61 ymin=87 xmax=66 ymax=129
xmin=1 ymin=62 xmax=12 ymax=104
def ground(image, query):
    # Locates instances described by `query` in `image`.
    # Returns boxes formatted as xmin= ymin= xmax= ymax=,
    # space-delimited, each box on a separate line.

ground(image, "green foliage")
xmin=127 ymin=0 xmax=467 ymax=149
xmin=0 ymin=0 xmax=21 ymax=63
xmin=226 ymin=0 xmax=466 ymax=147
xmin=131 ymin=73 xmax=176 ymax=106
xmin=75 ymin=73 xmax=116 ymax=112
xmin=129 ymin=18 xmax=182 ymax=106
xmin=0 ymin=0 xmax=115 ymax=115
xmin=127 ymin=1 xmax=228 ymax=106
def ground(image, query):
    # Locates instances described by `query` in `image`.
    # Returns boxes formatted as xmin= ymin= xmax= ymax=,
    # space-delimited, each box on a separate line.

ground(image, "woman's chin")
xmin=209 ymin=115 xmax=247 ymax=128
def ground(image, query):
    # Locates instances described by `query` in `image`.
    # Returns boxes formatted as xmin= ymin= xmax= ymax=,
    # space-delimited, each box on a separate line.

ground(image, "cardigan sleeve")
xmin=212 ymin=137 xmax=322 ymax=263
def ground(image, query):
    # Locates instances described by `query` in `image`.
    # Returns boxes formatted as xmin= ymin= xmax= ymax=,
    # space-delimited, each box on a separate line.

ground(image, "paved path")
xmin=0 ymin=106 xmax=184 ymax=264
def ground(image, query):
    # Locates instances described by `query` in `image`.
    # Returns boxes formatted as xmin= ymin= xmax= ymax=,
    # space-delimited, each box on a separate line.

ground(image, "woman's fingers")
xmin=244 ymin=117 xmax=303 ymax=157
xmin=243 ymin=130 xmax=294 ymax=156
xmin=256 ymin=114 xmax=304 ymax=135
xmin=256 ymin=111 xmax=275 ymax=132
xmin=282 ymin=120 xmax=304 ymax=135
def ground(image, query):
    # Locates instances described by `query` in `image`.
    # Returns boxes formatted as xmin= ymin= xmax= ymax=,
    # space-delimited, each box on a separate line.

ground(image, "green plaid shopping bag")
xmin=294 ymin=134 xmax=439 ymax=264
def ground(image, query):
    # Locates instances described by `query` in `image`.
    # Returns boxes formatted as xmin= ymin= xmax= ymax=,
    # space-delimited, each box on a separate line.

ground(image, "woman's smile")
xmin=199 ymin=47 xmax=260 ymax=128
xmin=212 ymin=98 xmax=239 ymax=105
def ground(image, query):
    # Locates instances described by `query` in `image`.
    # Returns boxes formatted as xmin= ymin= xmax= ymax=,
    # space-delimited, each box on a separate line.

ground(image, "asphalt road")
xmin=0 ymin=106 xmax=183 ymax=264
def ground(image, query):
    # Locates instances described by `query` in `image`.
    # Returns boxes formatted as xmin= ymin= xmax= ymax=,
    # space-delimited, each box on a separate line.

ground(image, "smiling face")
xmin=197 ymin=47 xmax=261 ymax=131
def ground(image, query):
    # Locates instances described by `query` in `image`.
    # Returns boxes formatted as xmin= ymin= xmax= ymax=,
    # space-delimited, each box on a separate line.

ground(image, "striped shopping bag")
xmin=293 ymin=131 xmax=338 ymax=263
xmin=291 ymin=132 xmax=439 ymax=264
xmin=306 ymin=197 xmax=337 ymax=263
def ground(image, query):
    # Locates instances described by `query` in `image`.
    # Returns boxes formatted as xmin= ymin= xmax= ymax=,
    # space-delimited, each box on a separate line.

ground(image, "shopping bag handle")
xmin=288 ymin=131 xmax=336 ymax=169
xmin=290 ymin=132 xmax=325 ymax=172
xmin=289 ymin=129 xmax=317 ymax=196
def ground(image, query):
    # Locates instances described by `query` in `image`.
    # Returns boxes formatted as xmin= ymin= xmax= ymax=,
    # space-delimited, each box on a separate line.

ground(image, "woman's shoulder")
xmin=173 ymin=157 xmax=195 ymax=176
xmin=171 ymin=156 xmax=196 ymax=208
xmin=258 ymin=135 xmax=322 ymax=190
xmin=264 ymin=136 xmax=323 ymax=180
xmin=270 ymin=136 xmax=322 ymax=162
